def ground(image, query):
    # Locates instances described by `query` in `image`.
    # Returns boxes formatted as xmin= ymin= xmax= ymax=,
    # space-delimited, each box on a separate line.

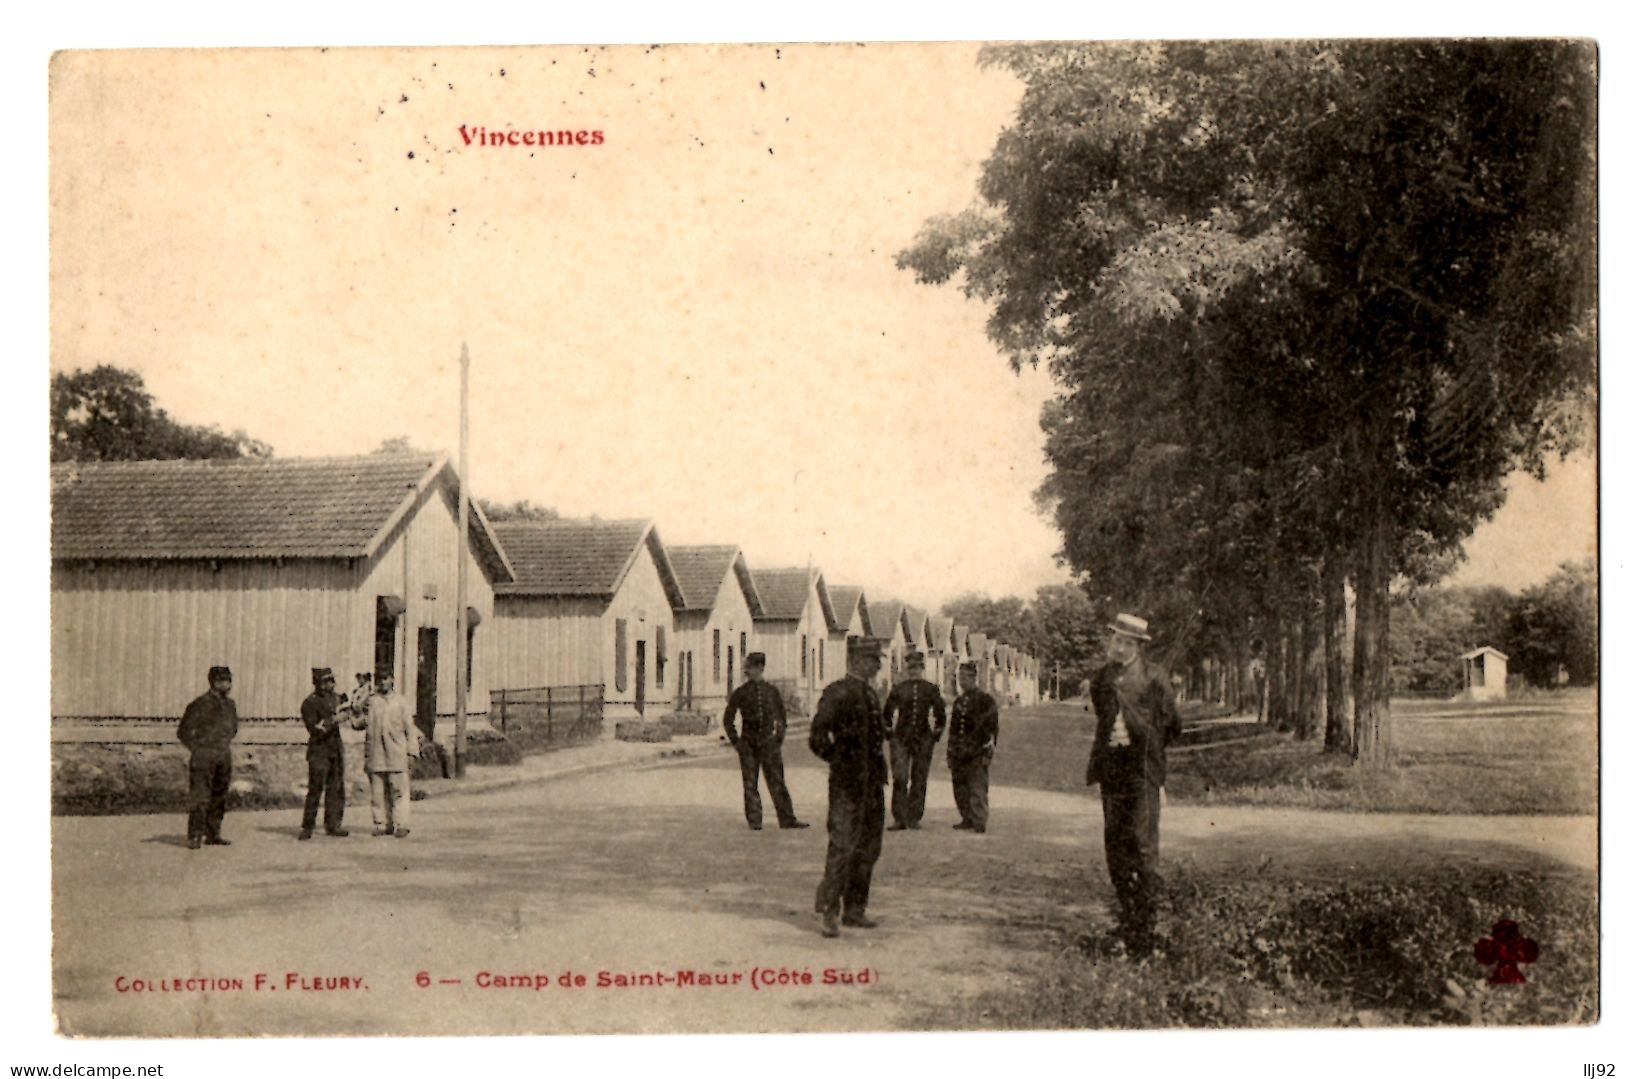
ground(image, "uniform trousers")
xmin=301 ymin=746 xmax=346 ymax=833
xmin=950 ymin=754 xmax=990 ymax=830
xmin=814 ymin=778 xmax=885 ymax=918
xmin=1098 ymin=747 xmax=1163 ymax=941
xmin=368 ymin=771 xmax=411 ymax=832
xmin=737 ymin=740 xmax=796 ymax=828
xmin=187 ymin=751 xmax=232 ymax=841
xmin=888 ymin=737 xmax=935 ymax=827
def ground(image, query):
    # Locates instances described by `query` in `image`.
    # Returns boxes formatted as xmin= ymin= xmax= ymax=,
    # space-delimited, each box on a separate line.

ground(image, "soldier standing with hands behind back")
xmin=883 ymin=651 xmax=946 ymax=830
xmin=809 ymin=637 xmax=888 ymax=938
xmin=722 ymin=653 xmax=809 ymax=831
xmin=947 ymin=660 xmax=999 ymax=833
xmin=1087 ymin=612 xmax=1182 ymax=958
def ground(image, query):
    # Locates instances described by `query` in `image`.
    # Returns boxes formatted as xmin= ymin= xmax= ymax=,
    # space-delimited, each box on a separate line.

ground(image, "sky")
xmin=47 ymin=44 xmax=1596 ymax=612
xmin=49 ymin=44 xmax=1069 ymax=610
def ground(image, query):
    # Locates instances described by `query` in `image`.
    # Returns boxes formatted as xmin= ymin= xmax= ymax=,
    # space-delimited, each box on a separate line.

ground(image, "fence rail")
xmin=491 ymin=684 xmax=605 ymax=753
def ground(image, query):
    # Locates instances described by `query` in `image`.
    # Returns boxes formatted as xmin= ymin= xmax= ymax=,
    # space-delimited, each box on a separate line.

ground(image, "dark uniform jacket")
xmin=809 ymin=675 xmax=888 ymax=790
xmin=947 ymin=688 xmax=999 ymax=765
xmin=178 ymin=692 xmax=239 ymax=756
xmin=883 ymin=678 xmax=947 ymax=745
xmin=723 ymin=679 xmax=787 ymax=746
xmin=1085 ymin=657 xmax=1181 ymax=787
xmin=301 ymin=689 xmax=346 ymax=757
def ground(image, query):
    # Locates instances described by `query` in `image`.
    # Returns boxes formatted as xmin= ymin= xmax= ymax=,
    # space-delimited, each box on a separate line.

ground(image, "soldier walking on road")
xmin=883 ymin=651 xmax=946 ymax=830
xmin=298 ymin=668 xmax=350 ymax=841
xmin=809 ymin=637 xmax=888 ymax=938
xmin=1086 ymin=612 xmax=1183 ymax=958
xmin=947 ymin=660 xmax=999 ymax=833
xmin=723 ymin=653 xmax=810 ymax=831
xmin=177 ymin=666 xmax=239 ymax=850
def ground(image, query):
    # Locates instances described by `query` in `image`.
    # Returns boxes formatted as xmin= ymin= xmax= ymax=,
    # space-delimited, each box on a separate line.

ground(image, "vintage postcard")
xmin=42 ymin=38 xmax=1599 ymax=1062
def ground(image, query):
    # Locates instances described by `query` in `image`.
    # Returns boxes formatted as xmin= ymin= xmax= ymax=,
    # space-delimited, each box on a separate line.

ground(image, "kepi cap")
xmin=208 ymin=665 xmax=233 ymax=682
xmin=745 ymin=652 xmax=767 ymax=667
xmin=312 ymin=667 xmax=334 ymax=684
xmin=905 ymin=651 xmax=925 ymax=665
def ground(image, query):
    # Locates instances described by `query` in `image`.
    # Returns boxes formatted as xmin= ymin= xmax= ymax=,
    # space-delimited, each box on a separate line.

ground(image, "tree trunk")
xmin=1323 ymin=550 xmax=1351 ymax=755
xmin=1283 ymin=614 xmax=1302 ymax=733
xmin=1352 ymin=498 xmax=1395 ymax=768
xmin=1293 ymin=606 xmax=1318 ymax=740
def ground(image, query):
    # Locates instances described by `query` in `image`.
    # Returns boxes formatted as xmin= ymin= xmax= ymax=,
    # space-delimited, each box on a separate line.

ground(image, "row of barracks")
xmin=50 ymin=454 xmax=1042 ymax=737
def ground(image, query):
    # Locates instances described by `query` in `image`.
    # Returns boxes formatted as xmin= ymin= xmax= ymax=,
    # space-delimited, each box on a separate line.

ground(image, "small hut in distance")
xmin=1458 ymin=646 xmax=1509 ymax=702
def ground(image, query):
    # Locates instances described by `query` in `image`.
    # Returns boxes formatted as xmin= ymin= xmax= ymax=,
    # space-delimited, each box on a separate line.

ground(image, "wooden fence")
xmin=491 ymin=685 xmax=605 ymax=753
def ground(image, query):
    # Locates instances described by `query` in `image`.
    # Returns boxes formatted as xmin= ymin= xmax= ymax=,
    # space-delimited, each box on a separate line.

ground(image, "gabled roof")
xmin=50 ymin=454 xmax=514 ymax=581
xmin=1460 ymin=646 xmax=1509 ymax=661
xmin=951 ymin=625 xmax=971 ymax=653
xmin=752 ymin=567 xmax=837 ymax=629
xmin=928 ymin=615 xmax=954 ymax=651
xmin=904 ymin=606 xmax=931 ymax=647
xmin=867 ymin=600 xmax=905 ymax=641
xmin=666 ymin=544 xmax=764 ymax=617
xmin=995 ymin=644 xmax=1012 ymax=666
xmin=826 ymin=585 xmax=870 ymax=635
xmin=494 ymin=518 xmax=685 ymax=608
xmin=968 ymin=632 xmax=989 ymax=655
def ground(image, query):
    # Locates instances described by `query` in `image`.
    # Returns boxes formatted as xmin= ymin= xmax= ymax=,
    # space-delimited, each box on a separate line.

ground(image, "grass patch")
xmin=996 ymin=699 xmax=1596 ymax=815
xmin=907 ymin=866 xmax=1597 ymax=1029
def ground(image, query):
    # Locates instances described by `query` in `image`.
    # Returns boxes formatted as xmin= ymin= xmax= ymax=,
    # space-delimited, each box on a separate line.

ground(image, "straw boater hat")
xmin=1110 ymin=612 xmax=1153 ymax=641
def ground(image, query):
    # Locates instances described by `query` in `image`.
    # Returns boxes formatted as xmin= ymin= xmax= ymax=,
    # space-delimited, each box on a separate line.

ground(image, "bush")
xmin=410 ymin=743 xmax=451 ymax=780
xmin=461 ymin=729 xmax=523 ymax=766
xmin=615 ymin=719 xmax=673 ymax=743
xmin=659 ymin=711 xmax=712 ymax=736
xmin=913 ymin=865 xmax=1597 ymax=1029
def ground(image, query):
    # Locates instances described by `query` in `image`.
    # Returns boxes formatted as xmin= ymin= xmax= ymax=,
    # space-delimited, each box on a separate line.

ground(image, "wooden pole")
xmin=454 ymin=342 xmax=470 ymax=778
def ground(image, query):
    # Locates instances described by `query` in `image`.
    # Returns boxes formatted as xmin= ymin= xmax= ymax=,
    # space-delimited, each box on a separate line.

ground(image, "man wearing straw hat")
xmin=1087 ymin=612 xmax=1182 ymax=957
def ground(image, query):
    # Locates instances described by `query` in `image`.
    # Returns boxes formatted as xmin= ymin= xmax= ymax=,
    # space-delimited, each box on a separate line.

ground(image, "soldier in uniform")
xmin=177 ymin=665 xmax=239 ymax=850
xmin=722 ymin=653 xmax=810 ymax=831
xmin=298 ymin=668 xmax=350 ymax=840
xmin=947 ymin=660 xmax=1000 ymax=833
xmin=1086 ymin=612 xmax=1182 ymax=958
xmin=882 ymin=651 xmax=947 ymax=830
xmin=808 ymin=637 xmax=888 ymax=937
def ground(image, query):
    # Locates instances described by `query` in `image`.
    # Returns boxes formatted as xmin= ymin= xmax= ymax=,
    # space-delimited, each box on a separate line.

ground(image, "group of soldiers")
xmin=178 ymin=610 xmax=1181 ymax=958
xmin=721 ymin=612 xmax=1180 ymax=954
xmin=176 ymin=665 xmax=423 ymax=849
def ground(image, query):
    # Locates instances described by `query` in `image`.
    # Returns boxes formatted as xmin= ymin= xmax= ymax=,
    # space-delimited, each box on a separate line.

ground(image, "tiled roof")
xmin=968 ymin=632 xmax=989 ymax=655
xmin=50 ymin=455 xmax=513 ymax=581
xmin=494 ymin=518 xmax=685 ymax=607
xmin=753 ymin=568 xmax=836 ymax=630
xmin=667 ymin=545 xmax=764 ymax=617
xmin=951 ymin=625 xmax=970 ymax=652
xmin=826 ymin=585 xmax=866 ymax=633
xmin=905 ymin=606 xmax=930 ymax=647
xmin=928 ymin=615 xmax=954 ymax=650
xmin=868 ymin=600 xmax=903 ymax=639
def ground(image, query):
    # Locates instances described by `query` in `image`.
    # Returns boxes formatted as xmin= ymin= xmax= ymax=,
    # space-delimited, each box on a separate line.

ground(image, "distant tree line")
xmin=1391 ymin=559 xmax=1597 ymax=692
xmin=51 ymin=365 xmax=272 ymax=462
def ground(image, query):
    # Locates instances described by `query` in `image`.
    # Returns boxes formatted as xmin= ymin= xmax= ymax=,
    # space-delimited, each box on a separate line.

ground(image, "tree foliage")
xmin=479 ymin=498 xmax=560 ymax=522
xmin=900 ymin=41 xmax=1596 ymax=763
xmin=51 ymin=365 xmax=272 ymax=462
xmin=1505 ymin=559 xmax=1598 ymax=688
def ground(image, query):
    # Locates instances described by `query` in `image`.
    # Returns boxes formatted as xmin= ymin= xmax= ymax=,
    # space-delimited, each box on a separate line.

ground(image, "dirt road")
xmin=53 ymin=741 xmax=1594 ymax=1037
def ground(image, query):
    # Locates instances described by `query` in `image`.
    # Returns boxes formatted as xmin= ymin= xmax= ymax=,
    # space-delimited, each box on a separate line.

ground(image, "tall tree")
xmin=51 ymin=365 xmax=272 ymax=462
xmin=479 ymin=499 xmax=560 ymax=522
xmin=900 ymin=41 xmax=1595 ymax=768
